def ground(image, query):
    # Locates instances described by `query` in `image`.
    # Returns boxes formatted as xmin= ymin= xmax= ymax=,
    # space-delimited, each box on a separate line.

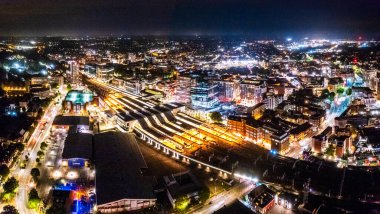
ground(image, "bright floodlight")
xmin=67 ymin=171 xmax=78 ymax=180
xmin=13 ymin=62 xmax=20 ymax=69
xmin=29 ymin=181 xmax=36 ymax=188
xmin=286 ymin=37 xmax=292 ymax=42
xmin=52 ymin=170 xmax=62 ymax=179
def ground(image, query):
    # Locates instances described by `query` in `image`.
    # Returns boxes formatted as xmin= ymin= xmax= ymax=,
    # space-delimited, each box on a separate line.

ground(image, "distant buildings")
xmin=312 ymin=126 xmax=332 ymax=153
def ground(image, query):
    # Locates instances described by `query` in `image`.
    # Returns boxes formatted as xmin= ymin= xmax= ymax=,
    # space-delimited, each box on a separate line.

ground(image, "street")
xmin=12 ymin=93 xmax=65 ymax=214
xmin=188 ymin=181 xmax=254 ymax=214
xmin=286 ymin=96 xmax=350 ymax=159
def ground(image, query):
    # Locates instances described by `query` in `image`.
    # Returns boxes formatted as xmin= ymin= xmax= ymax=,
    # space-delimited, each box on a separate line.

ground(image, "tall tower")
xmin=68 ymin=61 xmax=80 ymax=86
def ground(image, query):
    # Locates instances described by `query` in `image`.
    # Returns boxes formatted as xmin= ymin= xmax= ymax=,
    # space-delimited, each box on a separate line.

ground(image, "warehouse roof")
xmin=94 ymin=132 xmax=156 ymax=205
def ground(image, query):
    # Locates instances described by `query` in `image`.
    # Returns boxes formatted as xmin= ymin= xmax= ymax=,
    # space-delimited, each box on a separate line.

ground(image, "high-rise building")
xmin=240 ymin=79 xmax=267 ymax=106
xmin=67 ymin=61 xmax=81 ymax=86
xmin=264 ymin=92 xmax=284 ymax=110
xmin=96 ymin=65 xmax=114 ymax=81
xmin=175 ymin=75 xmax=195 ymax=104
xmin=190 ymin=80 xmax=219 ymax=110
xmin=215 ymin=78 xmax=240 ymax=102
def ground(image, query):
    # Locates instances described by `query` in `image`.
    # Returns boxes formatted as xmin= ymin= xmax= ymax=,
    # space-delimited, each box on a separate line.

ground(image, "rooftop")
xmin=53 ymin=115 xmax=90 ymax=127
xmin=94 ymin=132 xmax=156 ymax=205
xmin=163 ymin=171 xmax=202 ymax=199
xmin=62 ymin=132 xmax=93 ymax=160
xmin=65 ymin=90 xmax=94 ymax=105
xmin=248 ymin=184 xmax=275 ymax=209
xmin=214 ymin=200 xmax=252 ymax=214
xmin=290 ymin=122 xmax=312 ymax=135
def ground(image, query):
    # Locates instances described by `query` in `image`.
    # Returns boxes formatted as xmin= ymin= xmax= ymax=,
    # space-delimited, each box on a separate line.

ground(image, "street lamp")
xmin=52 ymin=170 xmax=62 ymax=179
xmin=67 ymin=171 xmax=78 ymax=180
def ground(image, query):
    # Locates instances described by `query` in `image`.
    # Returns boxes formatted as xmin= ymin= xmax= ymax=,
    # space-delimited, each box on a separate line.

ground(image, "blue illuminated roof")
xmin=65 ymin=90 xmax=94 ymax=105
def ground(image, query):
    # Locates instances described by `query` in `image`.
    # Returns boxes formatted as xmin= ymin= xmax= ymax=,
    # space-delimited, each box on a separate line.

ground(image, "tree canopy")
xmin=346 ymin=88 xmax=352 ymax=96
xmin=210 ymin=111 xmax=223 ymax=123
xmin=336 ymin=87 xmax=345 ymax=95
xmin=0 ymin=164 xmax=10 ymax=178
xmin=28 ymin=188 xmax=41 ymax=209
xmin=1 ymin=205 xmax=19 ymax=214
xmin=3 ymin=177 xmax=19 ymax=193
xmin=31 ymin=168 xmax=40 ymax=182
xmin=325 ymin=144 xmax=335 ymax=157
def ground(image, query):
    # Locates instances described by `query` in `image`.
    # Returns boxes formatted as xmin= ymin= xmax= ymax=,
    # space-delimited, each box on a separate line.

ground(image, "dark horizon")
xmin=0 ymin=0 xmax=379 ymax=38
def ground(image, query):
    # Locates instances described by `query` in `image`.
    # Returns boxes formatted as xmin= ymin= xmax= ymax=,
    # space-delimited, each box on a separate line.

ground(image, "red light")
xmin=353 ymin=56 xmax=358 ymax=64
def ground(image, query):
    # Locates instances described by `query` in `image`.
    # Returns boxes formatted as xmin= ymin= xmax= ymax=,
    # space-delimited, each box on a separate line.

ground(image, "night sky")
xmin=0 ymin=0 xmax=379 ymax=38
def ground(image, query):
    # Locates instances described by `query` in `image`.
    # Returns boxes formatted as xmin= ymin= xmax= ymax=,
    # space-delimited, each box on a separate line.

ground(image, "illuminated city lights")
xmin=0 ymin=3 xmax=378 ymax=212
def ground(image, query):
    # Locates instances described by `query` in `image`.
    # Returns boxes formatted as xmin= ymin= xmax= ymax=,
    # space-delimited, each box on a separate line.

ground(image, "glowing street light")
xmin=52 ymin=170 xmax=62 ymax=179
xmin=67 ymin=171 xmax=78 ymax=180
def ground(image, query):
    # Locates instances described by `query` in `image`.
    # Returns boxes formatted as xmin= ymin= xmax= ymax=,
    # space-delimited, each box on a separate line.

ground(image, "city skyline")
xmin=0 ymin=1 xmax=380 ymax=213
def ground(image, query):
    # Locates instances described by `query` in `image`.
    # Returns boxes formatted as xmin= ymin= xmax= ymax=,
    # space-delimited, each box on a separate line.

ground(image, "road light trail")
xmin=13 ymin=93 xmax=64 ymax=214
xmin=188 ymin=181 xmax=254 ymax=214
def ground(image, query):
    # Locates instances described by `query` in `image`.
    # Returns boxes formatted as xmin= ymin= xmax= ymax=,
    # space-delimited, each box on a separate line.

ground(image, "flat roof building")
xmin=61 ymin=132 xmax=93 ymax=168
xmin=64 ymin=90 xmax=94 ymax=113
xmin=52 ymin=116 xmax=90 ymax=131
xmin=94 ymin=132 xmax=156 ymax=213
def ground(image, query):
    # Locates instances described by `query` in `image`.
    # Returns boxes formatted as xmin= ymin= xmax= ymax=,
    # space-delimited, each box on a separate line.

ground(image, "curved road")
xmin=13 ymin=94 xmax=64 ymax=214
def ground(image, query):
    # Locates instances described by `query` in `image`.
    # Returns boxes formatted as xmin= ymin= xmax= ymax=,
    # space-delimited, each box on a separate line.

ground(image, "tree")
xmin=321 ymin=89 xmax=330 ymax=99
xmin=325 ymin=144 xmax=335 ymax=157
xmin=31 ymin=168 xmax=40 ymax=182
xmin=198 ymin=187 xmax=211 ymax=202
xmin=1 ymin=205 xmax=19 ymax=214
xmin=51 ymin=82 xmax=59 ymax=89
xmin=328 ymin=92 xmax=335 ymax=102
xmin=3 ymin=177 xmax=19 ymax=193
xmin=210 ymin=111 xmax=223 ymax=123
xmin=346 ymin=88 xmax=352 ymax=96
xmin=0 ymin=164 xmax=10 ymax=178
xmin=0 ymin=88 xmax=5 ymax=98
xmin=67 ymin=84 xmax=72 ymax=91
xmin=14 ymin=143 xmax=24 ymax=152
xmin=336 ymin=87 xmax=345 ymax=96
xmin=37 ymin=151 xmax=44 ymax=157
xmin=37 ymin=108 xmax=44 ymax=119
xmin=40 ymin=142 xmax=48 ymax=150
xmin=175 ymin=196 xmax=191 ymax=212
xmin=28 ymin=188 xmax=41 ymax=209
